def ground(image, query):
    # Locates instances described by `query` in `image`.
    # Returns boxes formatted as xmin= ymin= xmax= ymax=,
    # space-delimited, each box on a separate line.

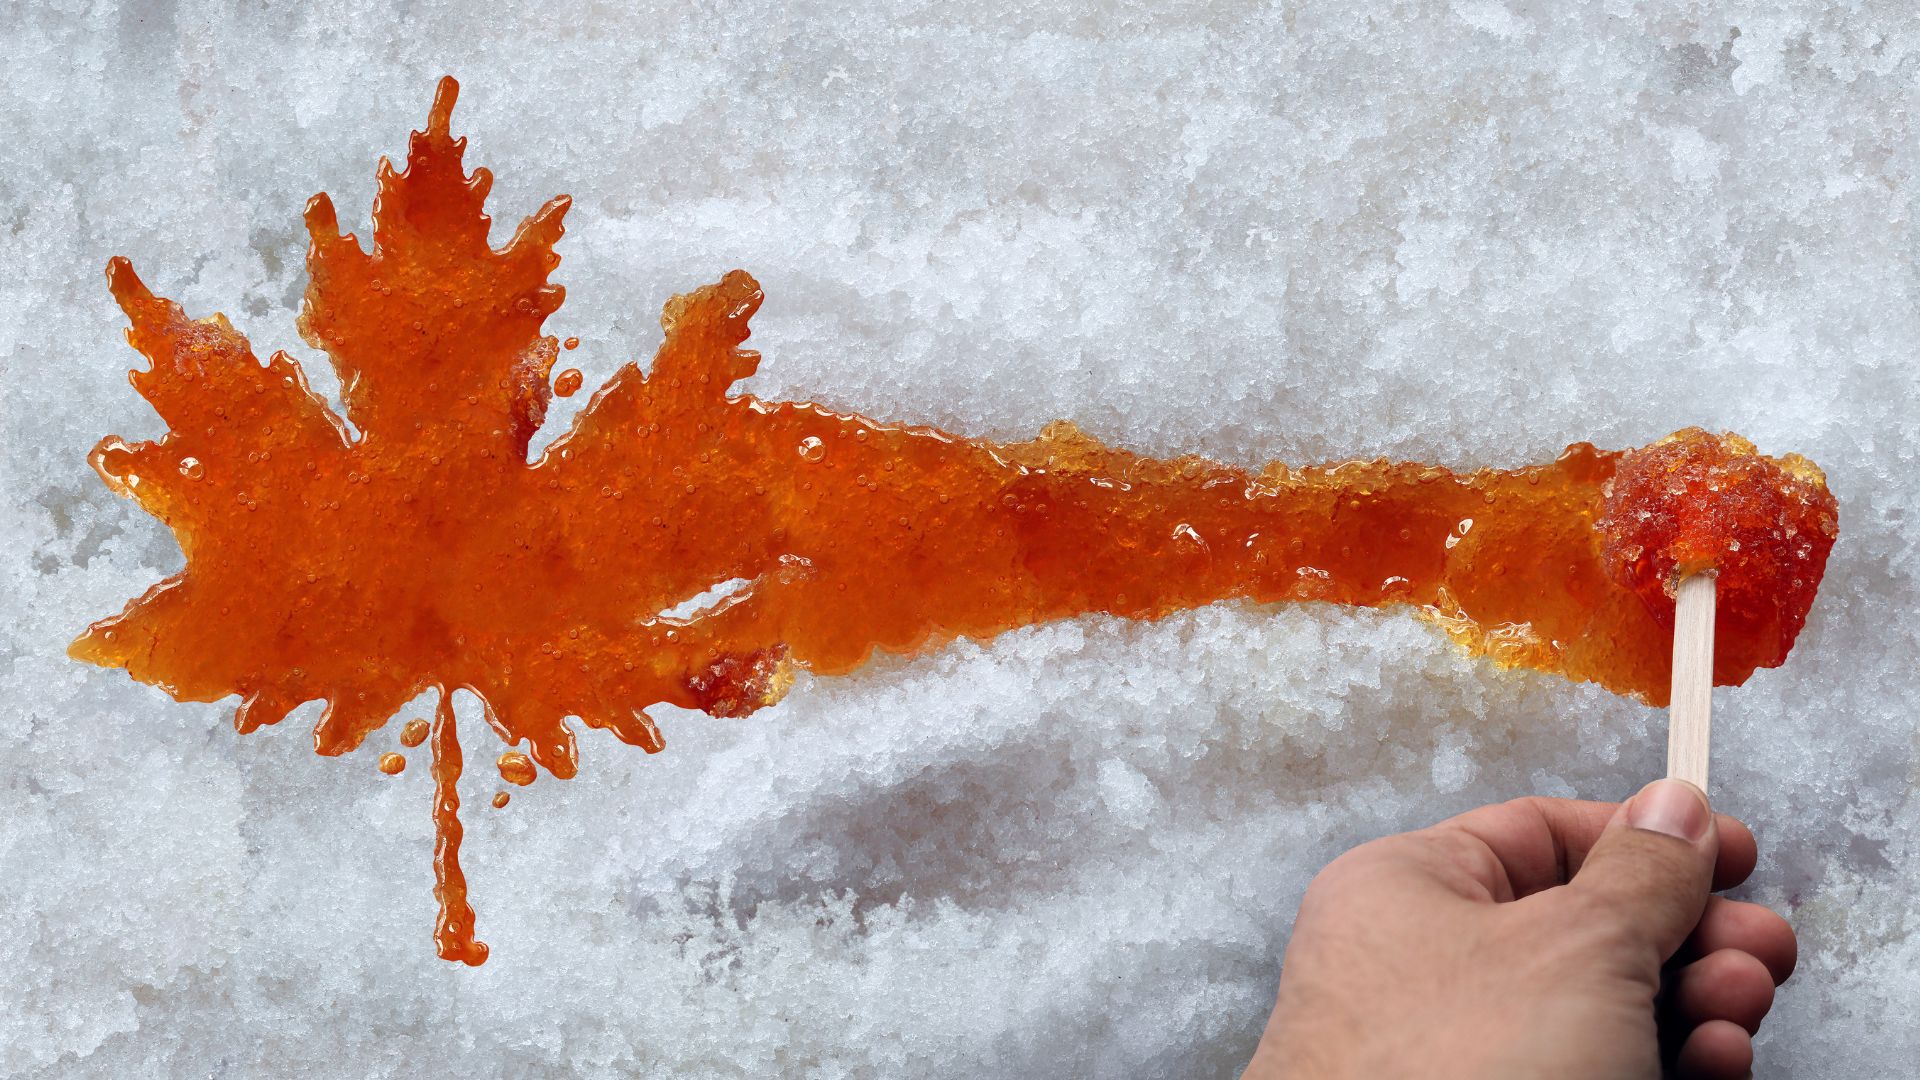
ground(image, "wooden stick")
xmin=1667 ymin=573 xmax=1716 ymax=790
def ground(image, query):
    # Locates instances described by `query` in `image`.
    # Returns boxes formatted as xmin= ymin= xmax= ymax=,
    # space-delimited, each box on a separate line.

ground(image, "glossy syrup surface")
xmin=72 ymin=78 xmax=1839 ymax=964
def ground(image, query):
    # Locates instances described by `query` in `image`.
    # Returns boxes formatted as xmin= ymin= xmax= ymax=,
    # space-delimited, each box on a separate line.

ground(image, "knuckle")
xmin=1504 ymin=794 xmax=1556 ymax=819
xmin=1304 ymin=834 xmax=1425 ymax=899
xmin=1308 ymin=840 xmax=1391 ymax=891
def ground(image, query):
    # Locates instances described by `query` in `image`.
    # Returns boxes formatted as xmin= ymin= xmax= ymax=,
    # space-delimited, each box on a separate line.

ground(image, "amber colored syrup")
xmin=497 ymin=752 xmax=536 ymax=786
xmin=70 ymin=78 xmax=1840 ymax=964
xmin=377 ymin=752 xmax=406 ymax=775
xmin=398 ymin=718 xmax=429 ymax=747
xmin=428 ymin=693 xmax=487 ymax=965
xmin=492 ymin=791 xmax=511 ymax=809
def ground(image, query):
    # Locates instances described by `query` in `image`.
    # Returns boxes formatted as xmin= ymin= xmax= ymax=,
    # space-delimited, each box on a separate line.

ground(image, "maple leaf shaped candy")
xmin=74 ymin=78 xmax=1838 ymax=963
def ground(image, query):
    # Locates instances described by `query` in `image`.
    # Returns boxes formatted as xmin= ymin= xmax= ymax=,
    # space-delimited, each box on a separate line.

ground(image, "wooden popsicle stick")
xmin=1667 ymin=572 xmax=1717 ymax=790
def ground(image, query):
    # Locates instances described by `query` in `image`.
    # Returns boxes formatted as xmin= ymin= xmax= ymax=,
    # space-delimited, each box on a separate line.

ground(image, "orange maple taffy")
xmin=1598 ymin=430 xmax=1838 ymax=682
xmin=497 ymin=752 xmax=537 ymax=787
xmin=72 ymin=77 xmax=1840 ymax=964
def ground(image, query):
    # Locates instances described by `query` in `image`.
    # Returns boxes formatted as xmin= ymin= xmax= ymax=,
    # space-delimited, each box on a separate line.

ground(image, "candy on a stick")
xmin=1599 ymin=429 xmax=1837 ymax=671
xmin=1598 ymin=429 xmax=1840 ymax=788
xmin=70 ymin=79 xmax=1841 ymax=963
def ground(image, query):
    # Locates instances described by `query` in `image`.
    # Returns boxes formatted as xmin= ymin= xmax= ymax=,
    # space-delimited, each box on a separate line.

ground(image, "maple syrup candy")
xmin=68 ymin=79 xmax=1840 ymax=966
xmin=1599 ymin=428 xmax=1839 ymax=680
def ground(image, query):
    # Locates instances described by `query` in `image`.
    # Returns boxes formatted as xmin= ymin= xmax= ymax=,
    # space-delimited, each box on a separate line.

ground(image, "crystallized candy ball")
xmin=1600 ymin=428 xmax=1839 ymax=676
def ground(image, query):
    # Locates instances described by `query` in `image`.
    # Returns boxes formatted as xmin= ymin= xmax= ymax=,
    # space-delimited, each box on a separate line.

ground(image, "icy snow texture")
xmin=1 ymin=1 xmax=1915 ymax=1076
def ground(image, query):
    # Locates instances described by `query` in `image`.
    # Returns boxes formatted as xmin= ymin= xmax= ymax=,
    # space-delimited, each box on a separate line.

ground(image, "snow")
xmin=3 ymin=1 xmax=1916 ymax=1076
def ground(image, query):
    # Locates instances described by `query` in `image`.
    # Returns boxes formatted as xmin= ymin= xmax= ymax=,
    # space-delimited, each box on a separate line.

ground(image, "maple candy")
xmin=71 ymin=78 xmax=1840 ymax=964
xmin=1599 ymin=428 xmax=1839 ymax=680
xmin=497 ymin=752 xmax=537 ymax=786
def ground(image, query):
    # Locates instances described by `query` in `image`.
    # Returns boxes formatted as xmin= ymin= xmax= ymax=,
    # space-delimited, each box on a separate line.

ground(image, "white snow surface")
xmin=3 ymin=1 xmax=1916 ymax=1076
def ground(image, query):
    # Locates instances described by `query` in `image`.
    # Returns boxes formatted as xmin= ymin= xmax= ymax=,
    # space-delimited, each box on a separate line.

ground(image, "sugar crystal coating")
xmin=1600 ymin=428 xmax=1839 ymax=677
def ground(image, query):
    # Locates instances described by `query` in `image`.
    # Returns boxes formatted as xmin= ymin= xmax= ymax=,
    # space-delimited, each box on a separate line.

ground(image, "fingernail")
xmin=1628 ymin=779 xmax=1711 ymax=843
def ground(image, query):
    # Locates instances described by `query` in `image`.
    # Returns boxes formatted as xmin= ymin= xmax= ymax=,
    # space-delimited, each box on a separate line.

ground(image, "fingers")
xmin=1686 ymin=896 xmax=1798 ymax=985
xmin=1433 ymin=795 xmax=1757 ymax=901
xmin=1704 ymin=814 xmax=1758 ymax=891
xmin=1567 ymin=780 xmax=1718 ymax=965
xmin=1674 ymin=1018 xmax=1754 ymax=1079
xmin=1670 ymin=948 xmax=1777 ymax=1034
xmin=1666 ymin=943 xmax=1787 ymax=1079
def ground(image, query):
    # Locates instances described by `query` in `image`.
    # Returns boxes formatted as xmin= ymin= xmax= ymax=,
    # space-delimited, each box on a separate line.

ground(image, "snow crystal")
xmin=3 ymin=1 xmax=1916 ymax=1077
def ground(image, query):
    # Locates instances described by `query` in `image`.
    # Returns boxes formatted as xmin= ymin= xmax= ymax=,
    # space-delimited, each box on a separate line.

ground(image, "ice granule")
xmin=4 ymin=1 xmax=1917 ymax=1077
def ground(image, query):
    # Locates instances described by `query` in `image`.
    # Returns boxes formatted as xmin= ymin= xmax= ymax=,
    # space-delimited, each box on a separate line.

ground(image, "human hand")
xmin=1241 ymin=781 xmax=1795 ymax=1079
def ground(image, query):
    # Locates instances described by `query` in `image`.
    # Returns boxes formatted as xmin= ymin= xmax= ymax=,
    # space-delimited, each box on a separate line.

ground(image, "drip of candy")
xmin=428 ymin=692 xmax=486 ymax=965
xmin=70 ymin=78 xmax=1841 ymax=963
xmin=497 ymin=752 xmax=536 ymax=786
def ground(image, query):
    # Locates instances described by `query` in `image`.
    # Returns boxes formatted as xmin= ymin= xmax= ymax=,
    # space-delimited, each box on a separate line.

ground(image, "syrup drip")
xmin=497 ymin=752 xmax=536 ymax=786
xmin=70 ymin=78 xmax=1839 ymax=963
xmin=429 ymin=692 xmax=486 ymax=965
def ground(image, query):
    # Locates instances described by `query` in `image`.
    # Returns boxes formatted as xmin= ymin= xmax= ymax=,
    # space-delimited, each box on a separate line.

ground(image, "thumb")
xmin=1569 ymin=778 xmax=1718 ymax=971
